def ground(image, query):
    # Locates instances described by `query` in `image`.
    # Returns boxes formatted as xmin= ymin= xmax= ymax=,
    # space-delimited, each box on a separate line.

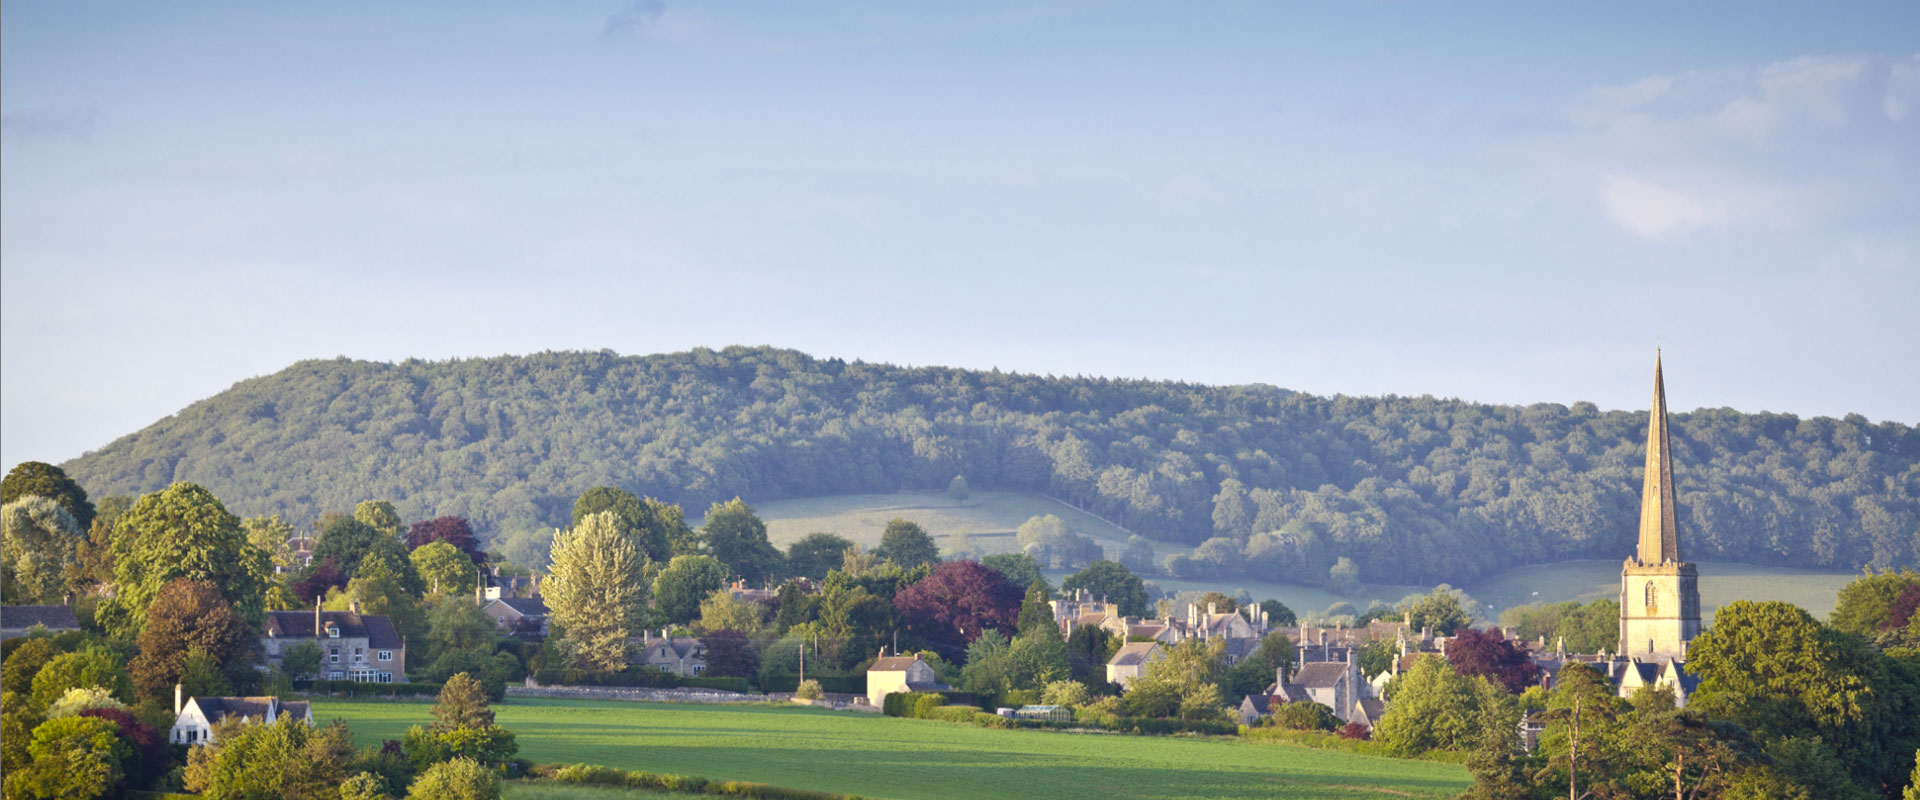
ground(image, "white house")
xmin=865 ymin=649 xmax=945 ymax=707
xmin=168 ymin=685 xmax=311 ymax=746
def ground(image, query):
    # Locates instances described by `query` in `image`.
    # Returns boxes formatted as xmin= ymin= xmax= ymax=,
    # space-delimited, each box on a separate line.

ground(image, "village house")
xmin=865 ymin=649 xmax=946 ymax=707
xmin=262 ymin=606 xmax=406 ymax=683
xmin=0 ymin=605 xmax=80 ymax=641
xmin=479 ymin=596 xmax=549 ymax=636
xmin=168 ymin=684 xmax=311 ymax=745
xmin=1050 ymin=588 xmax=1120 ymax=629
xmin=1105 ymin=641 xmax=1164 ymax=688
xmin=1274 ymin=650 xmax=1366 ymax=722
xmin=632 ymin=629 xmax=706 ymax=677
xmin=726 ymin=579 xmax=777 ymax=605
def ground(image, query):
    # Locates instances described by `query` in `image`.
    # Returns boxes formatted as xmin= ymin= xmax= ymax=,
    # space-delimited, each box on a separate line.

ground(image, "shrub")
xmin=1338 ymin=721 xmax=1371 ymax=740
xmin=1041 ymin=680 xmax=1089 ymax=708
xmin=405 ymin=757 xmax=500 ymax=800
xmin=924 ymin=705 xmax=984 ymax=723
xmin=882 ymin=691 xmax=947 ymax=718
xmin=1269 ymin=700 xmax=1340 ymax=732
xmin=304 ymin=680 xmax=444 ymax=698
xmin=793 ymin=680 xmax=824 ymax=700
xmin=759 ymin=675 xmax=863 ymax=695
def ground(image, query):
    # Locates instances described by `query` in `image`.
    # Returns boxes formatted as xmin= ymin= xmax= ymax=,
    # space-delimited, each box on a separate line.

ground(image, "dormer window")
xmin=326 ymin=625 xmax=340 ymax=638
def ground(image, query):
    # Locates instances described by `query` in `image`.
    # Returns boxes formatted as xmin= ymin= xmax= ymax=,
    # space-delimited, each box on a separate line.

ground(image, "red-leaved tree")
xmin=893 ymin=561 xmax=1022 ymax=660
xmin=129 ymin=578 xmax=260 ymax=700
xmin=289 ymin=558 xmax=347 ymax=604
xmin=702 ymin=629 xmax=759 ymax=678
xmin=80 ymin=707 xmax=170 ymax=788
xmin=1446 ymin=627 xmax=1542 ymax=694
xmin=407 ymin=516 xmax=485 ymax=564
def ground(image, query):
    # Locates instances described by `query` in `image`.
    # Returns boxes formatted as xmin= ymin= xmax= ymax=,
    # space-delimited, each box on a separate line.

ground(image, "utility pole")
xmin=798 ymin=637 xmax=805 ymax=686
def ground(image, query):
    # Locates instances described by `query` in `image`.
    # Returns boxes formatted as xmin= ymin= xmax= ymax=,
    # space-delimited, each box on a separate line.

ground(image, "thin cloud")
xmin=0 ymin=107 xmax=101 ymax=143
xmin=602 ymin=0 xmax=665 ymax=39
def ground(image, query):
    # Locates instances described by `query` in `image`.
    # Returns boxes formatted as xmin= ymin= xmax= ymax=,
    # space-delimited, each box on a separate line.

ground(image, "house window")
xmin=327 ymin=626 xmax=339 ymax=638
xmin=328 ymin=647 xmax=340 ymax=664
xmin=186 ymin=729 xmax=197 ymax=743
xmin=353 ymin=647 xmax=365 ymax=663
xmin=379 ymin=672 xmax=393 ymax=683
xmin=328 ymin=671 xmax=344 ymax=680
xmin=377 ymin=650 xmax=392 ymax=662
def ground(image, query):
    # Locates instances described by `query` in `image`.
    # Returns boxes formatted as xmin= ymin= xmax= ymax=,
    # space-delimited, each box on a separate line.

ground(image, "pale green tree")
xmin=405 ymin=757 xmax=500 ymax=800
xmin=653 ymin=555 xmax=729 ymax=626
xmin=353 ymin=500 xmax=405 ymax=539
xmin=101 ymin=482 xmax=271 ymax=638
xmin=545 ymin=511 xmax=646 ymax=671
xmin=697 ymin=588 xmax=767 ymax=635
xmin=241 ymin=515 xmax=297 ymax=573
xmin=412 ymin=541 xmax=479 ymax=597
xmin=1 ymin=497 xmax=83 ymax=604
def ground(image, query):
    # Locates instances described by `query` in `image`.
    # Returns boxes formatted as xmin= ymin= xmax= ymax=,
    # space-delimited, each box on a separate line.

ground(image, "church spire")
xmin=1636 ymin=351 xmax=1680 ymax=564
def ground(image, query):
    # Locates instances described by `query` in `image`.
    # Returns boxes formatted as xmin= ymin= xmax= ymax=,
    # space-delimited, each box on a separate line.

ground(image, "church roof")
xmin=1637 ymin=352 xmax=1682 ymax=564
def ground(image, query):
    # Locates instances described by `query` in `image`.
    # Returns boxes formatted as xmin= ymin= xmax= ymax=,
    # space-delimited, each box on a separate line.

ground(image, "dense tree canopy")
xmin=784 ymin=532 xmax=855 ymax=581
xmin=873 ymin=519 xmax=940 ymax=569
xmin=1 ymin=498 xmax=84 ymax=605
xmin=545 ymin=512 xmax=646 ymax=671
xmin=1060 ymin=560 xmax=1151 ymax=618
xmin=100 ymin=482 xmax=271 ymax=638
xmin=2 ymin=462 xmax=96 ymax=532
xmin=51 ymin=347 xmax=1920 ymax=584
xmin=701 ymin=498 xmax=782 ymax=586
xmin=893 ymin=561 xmax=1023 ymax=659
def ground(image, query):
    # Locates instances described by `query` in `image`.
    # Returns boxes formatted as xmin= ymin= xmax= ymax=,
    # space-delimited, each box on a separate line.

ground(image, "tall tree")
xmin=572 ymin=487 xmax=672 ymax=563
xmin=653 ymin=555 xmax=729 ymax=627
xmin=544 ymin=511 xmax=646 ymax=672
xmin=1 ymin=497 xmax=84 ymax=604
xmin=785 ymin=532 xmax=855 ymax=581
xmin=101 ymin=483 xmax=270 ymax=638
xmin=1 ymin=461 xmax=95 ymax=532
xmin=701 ymin=498 xmax=782 ymax=585
xmin=874 ymin=518 xmax=941 ymax=570
xmin=406 ymin=516 xmax=485 ymax=565
xmin=240 ymin=515 xmax=296 ymax=574
xmin=412 ymin=541 xmax=480 ymax=597
xmin=1060 ymin=560 xmax=1151 ymax=617
xmin=1447 ymin=628 xmax=1543 ymax=694
xmin=352 ymin=500 xmax=404 ymax=539
xmin=1017 ymin=580 xmax=1055 ymax=635
xmin=1211 ymin=477 xmax=1253 ymax=539
xmin=310 ymin=517 xmax=387 ymax=579
xmin=894 ymin=561 xmax=1022 ymax=659
xmin=129 ymin=579 xmax=259 ymax=701
xmin=431 ymin=672 xmax=494 ymax=731
xmin=1375 ymin=656 xmax=1513 ymax=756
xmin=980 ymin=552 xmax=1046 ymax=593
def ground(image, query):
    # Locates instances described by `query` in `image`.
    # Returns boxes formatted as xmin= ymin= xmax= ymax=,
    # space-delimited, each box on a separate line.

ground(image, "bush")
xmin=881 ymin=691 xmax=946 ymax=718
xmin=536 ymin=762 xmax=861 ymax=799
xmin=924 ymin=705 xmax=984 ymax=724
xmin=405 ymin=757 xmax=500 ymax=800
xmin=793 ymin=680 xmax=823 ymax=701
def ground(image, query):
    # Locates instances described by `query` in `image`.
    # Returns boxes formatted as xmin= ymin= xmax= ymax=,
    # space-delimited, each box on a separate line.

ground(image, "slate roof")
xmin=1293 ymin=662 xmax=1350 ymax=689
xmin=1127 ymin=621 xmax=1171 ymax=639
xmin=869 ymin=656 xmax=923 ymax=672
xmin=491 ymin=597 xmax=549 ymax=617
xmin=191 ymin=697 xmax=311 ymax=723
xmin=1108 ymin=642 xmax=1161 ymax=667
xmin=1353 ymin=698 xmax=1386 ymax=725
xmin=263 ymin=611 xmax=404 ymax=649
xmin=0 ymin=605 xmax=79 ymax=631
xmin=1240 ymin=694 xmax=1277 ymax=714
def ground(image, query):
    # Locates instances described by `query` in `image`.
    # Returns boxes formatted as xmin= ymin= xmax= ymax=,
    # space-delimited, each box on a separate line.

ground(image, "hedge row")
xmin=1239 ymin=726 xmax=1471 ymax=764
xmin=299 ymin=680 xmax=444 ymax=698
xmin=532 ymin=668 xmax=752 ymax=693
xmin=529 ymin=763 xmax=869 ymax=799
xmin=881 ymin=691 xmax=947 ymax=718
xmin=759 ymin=675 xmax=864 ymax=695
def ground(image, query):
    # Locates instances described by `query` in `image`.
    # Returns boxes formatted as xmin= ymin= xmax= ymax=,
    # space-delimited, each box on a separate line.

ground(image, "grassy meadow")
xmin=323 ymin=698 xmax=1469 ymax=800
xmin=732 ymin=490 xmax=1171 ymax=558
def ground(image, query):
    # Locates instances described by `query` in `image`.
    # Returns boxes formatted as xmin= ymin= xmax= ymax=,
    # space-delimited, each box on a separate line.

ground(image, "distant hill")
xmin=60 ymin=346 xmax=1918 ymax=583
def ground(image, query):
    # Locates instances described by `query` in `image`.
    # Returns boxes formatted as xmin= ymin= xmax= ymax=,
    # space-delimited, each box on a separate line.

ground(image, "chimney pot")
xmin=174 ymin=683 xmax=183 ymax=716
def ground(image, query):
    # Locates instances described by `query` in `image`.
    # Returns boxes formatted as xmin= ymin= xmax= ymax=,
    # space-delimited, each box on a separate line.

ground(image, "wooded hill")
xmin=59 ymin=346 xmax=1918 ymax=584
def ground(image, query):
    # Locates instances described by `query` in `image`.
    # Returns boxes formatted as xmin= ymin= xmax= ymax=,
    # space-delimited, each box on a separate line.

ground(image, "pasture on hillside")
xmin=726 ymin=490 xmax=1159 ymax=557
xmin=322 ymin=698 xmax=1469 ymax=800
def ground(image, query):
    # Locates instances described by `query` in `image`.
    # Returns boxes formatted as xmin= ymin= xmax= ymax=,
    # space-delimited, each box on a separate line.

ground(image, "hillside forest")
xmin=56 ymin=346 xmax=1919 ymax=585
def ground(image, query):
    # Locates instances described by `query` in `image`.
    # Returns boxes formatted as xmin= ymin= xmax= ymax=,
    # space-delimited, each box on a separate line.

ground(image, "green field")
xmin=323 ymin=698 xmax=1468 ymax=800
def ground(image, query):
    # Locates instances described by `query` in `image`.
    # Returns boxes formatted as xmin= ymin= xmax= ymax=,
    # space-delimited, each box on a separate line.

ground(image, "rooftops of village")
xmin=1291 ymin=661 xmax=1353 ymax=690
xmin=263 ymin=609 xmax=403 ymax=649
xmin=487 ymin=597 xmax=549 ymax=617
xmin=1107 ymin=642 xmax=1161 ymax=668
xmin=727 ymin=580 xmax=777 ymax=604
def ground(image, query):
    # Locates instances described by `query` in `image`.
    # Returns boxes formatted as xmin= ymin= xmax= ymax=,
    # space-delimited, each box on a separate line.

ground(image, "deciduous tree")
xmin=785 ymin=532 xmax=855 ymax=581
xmin=874 ymin=518 xmax=940 ymax=570
xmin=412 ymin=541 xmax=479 ymax=596
xmin=1447 ymin=628 xmax=1542 ymax=694
xmin=406 ymin=516 xmax=485 ymax=564
xmin=1 ymin=462 xmax=95 ymax=531
xmin=894 ymin=561 xmax=1022 ymax=658
xmin=1 ymin=497 xmax=83 ymax=604
xmin=1061 ymin=560 xmax=1150 ymax=618
xmin=653 ymin=555 xmax=729 ymax=627
xmin=102 ymin=483 xmax=270 ymax=638
xmin=545 ymin=512 xmax=646 ymax=672
xmin=702 ymin=498 xmax=782 ymax=585
xmin=129 ymin=579 xmax=259 ymax=700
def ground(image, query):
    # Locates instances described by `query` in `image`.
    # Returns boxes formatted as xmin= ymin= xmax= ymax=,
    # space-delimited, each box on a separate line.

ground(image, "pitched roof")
xmin=0 ymin=605 xmax=79 ymax=630
xmin=1240 ymin=694 xmax=1278 ymax=714
xmin=490 ymin=597 xmax=549 ymax=616
xmin=1293 ymin=662 xmax=1350 ymax=689
xmin=869 ymin=655 xmax=922 ymax=672
xmin=1107 ymin=642 xmax=1160 ymax=667
xmin=1354 ymin=698 xmax=1385 ymax=724
xmin=189 ymin=697 xmax=311 ymax=723
xmin=263 ymin=611 xmax=404 ymax=649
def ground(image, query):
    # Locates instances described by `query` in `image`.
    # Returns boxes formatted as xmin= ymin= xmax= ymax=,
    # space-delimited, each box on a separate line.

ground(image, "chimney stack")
xmin=349 ymin=600 xmax=360 ymax=615
xmin=314 ymin=597 xmax=322 ymax=636
xmin=174 ymin=683 xmax=183 ymax=716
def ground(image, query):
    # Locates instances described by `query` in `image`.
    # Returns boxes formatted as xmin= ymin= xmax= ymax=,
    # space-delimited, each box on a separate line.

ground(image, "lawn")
xmin=321 ymin=698 xmax=1469 ymax=800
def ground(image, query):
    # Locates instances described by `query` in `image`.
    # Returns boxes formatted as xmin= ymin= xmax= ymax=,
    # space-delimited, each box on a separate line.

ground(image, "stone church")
xmin=1618 ymin=352 xmax=1702 ymax=661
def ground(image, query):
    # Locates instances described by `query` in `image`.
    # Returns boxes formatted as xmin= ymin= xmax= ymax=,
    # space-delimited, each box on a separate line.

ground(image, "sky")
xmin=4 ymin=2 xmax=1918 ymax=472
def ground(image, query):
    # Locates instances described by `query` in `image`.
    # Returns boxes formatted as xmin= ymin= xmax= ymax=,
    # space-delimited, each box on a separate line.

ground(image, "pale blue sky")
xmin=4 ymin=2 xmax=1917 ymax=471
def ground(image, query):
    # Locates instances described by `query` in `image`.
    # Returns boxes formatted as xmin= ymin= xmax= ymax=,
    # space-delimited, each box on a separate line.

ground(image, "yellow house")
xmin=865 ymin=650 xmax=943 ymax=707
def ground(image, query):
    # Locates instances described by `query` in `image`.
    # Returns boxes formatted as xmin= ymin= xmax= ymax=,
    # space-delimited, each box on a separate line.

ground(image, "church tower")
xmin=1619 ymin=352 xmax=1701 ymax=660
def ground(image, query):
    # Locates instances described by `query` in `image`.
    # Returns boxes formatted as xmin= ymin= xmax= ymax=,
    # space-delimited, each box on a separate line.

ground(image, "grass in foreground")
xmin=323 ymin=698 xmax=1468 ymax=800
xmin=505 ymin=783 xmax=676 ymax=800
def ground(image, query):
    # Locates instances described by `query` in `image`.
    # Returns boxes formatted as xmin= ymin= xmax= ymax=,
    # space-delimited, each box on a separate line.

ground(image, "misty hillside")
xmin=60 ymin=346 xmax=1918 ymax=584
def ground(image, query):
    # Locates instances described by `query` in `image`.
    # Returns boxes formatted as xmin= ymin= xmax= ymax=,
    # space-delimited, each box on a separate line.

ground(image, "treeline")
xmin=58 ymin=346 xmax=1919 ymax=584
